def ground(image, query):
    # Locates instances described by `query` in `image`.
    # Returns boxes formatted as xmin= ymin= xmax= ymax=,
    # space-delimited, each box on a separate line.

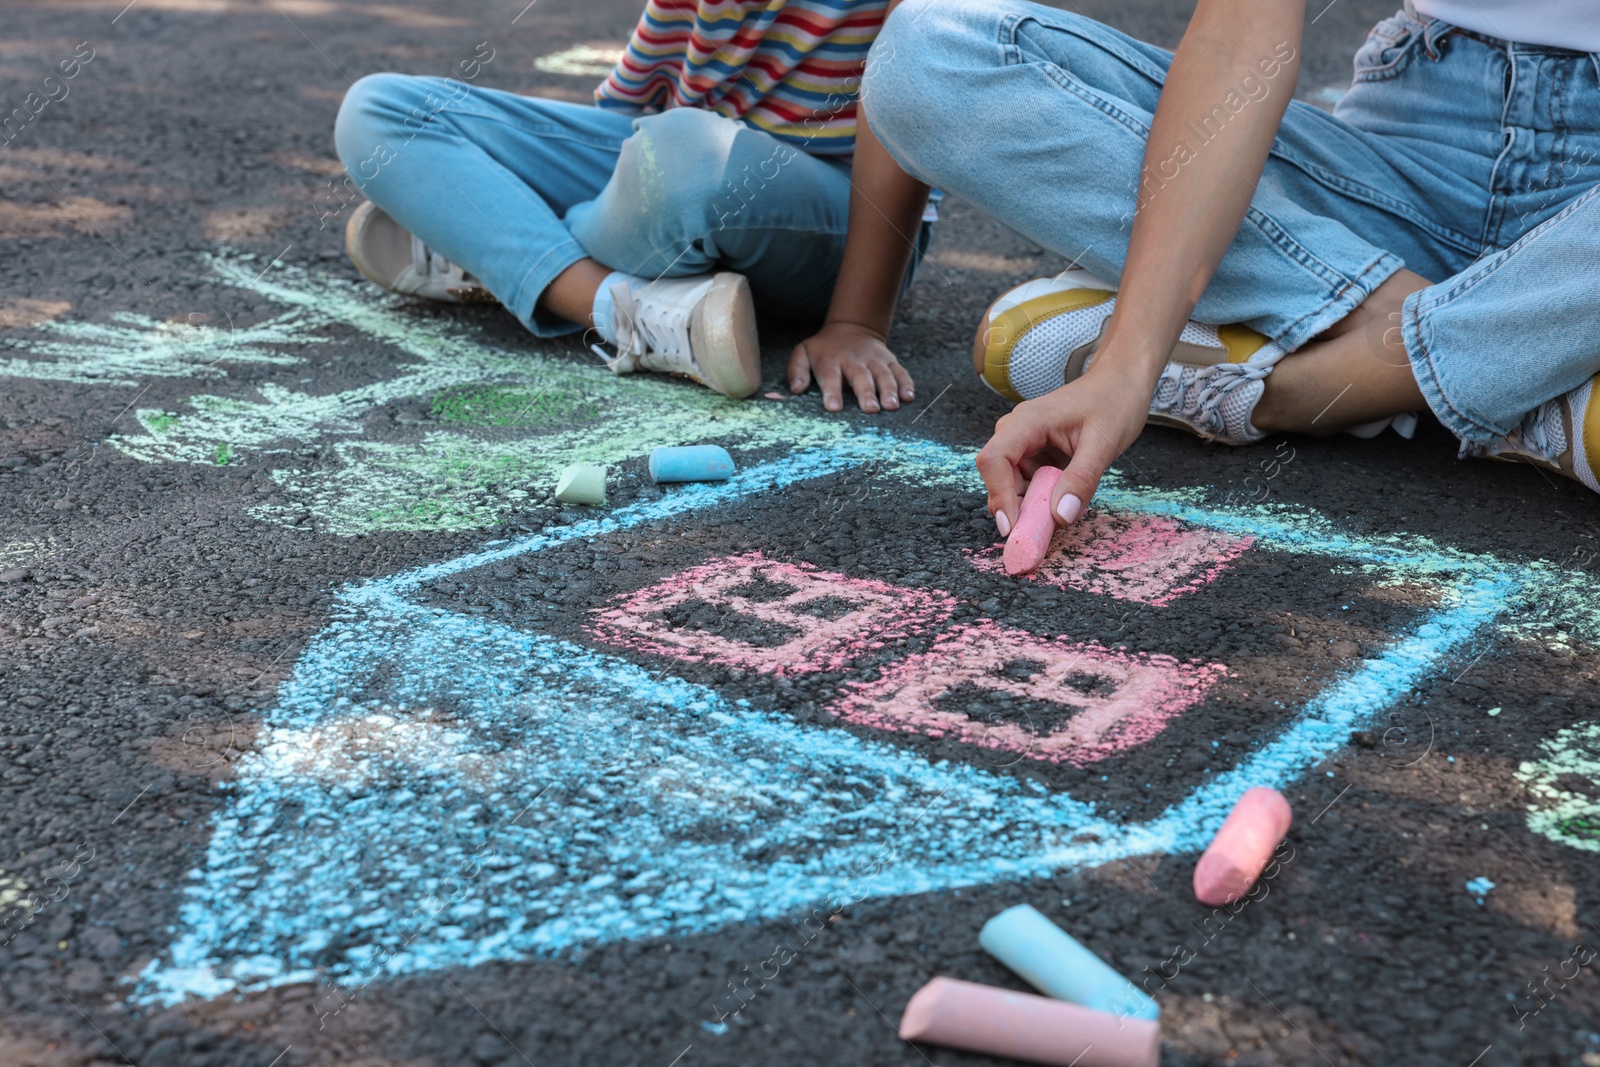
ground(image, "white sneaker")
xmin=976 ymin=269 xmax=1284 ymax=444
xmin=602 ymin=272 xmax=760 ymax=399
xmin=344 ymin=200 xmax=495 ymax=304
xmin=1462 ymin=374 xmax=1600 ymax=493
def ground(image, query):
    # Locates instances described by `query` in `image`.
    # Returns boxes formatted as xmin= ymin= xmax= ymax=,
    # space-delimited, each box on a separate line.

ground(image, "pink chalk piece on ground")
xmin=899 ymin=977 xmax=1160 ymax=1067
xmin=1193 ymin=787 xmax=1293 ymax=906
xmin=587 ymin=551 xmax=954 ymax=676
xmin=833 ymin=622 xmax=1224 ymax=766
xmin=762 ymin=391 xmax=786 ymax=400
xmin=1003 ymin=466 xmax=1063 ymax=576
xmin=977 ymin=510 xmax=1254 ymax=606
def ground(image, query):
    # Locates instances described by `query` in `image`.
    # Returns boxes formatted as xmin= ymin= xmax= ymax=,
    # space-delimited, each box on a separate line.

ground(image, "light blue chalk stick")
xmin=648 ymin=445 xmax=736 ymax=484
xmin=979 ymin=904 xmax=1160 ymax=1021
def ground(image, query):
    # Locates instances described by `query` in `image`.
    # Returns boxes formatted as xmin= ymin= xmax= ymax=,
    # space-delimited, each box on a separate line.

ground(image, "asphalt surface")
xmin=4 ymin=0 xmax=1600 ymax=1065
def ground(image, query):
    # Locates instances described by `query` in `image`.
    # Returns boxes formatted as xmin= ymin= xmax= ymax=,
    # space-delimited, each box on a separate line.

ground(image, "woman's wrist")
xmin=1083 ymin=336 xmax=1169 ymax=395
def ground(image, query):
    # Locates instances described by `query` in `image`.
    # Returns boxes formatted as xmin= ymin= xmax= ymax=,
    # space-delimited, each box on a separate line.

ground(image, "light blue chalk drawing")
xmin=16 ymin=252 xmax=1594 ymax=651
xmin=1466 ymin=877 xmax=1495 ymax=903
xmin=138 ymin=431 xmax=1525 ymax=1005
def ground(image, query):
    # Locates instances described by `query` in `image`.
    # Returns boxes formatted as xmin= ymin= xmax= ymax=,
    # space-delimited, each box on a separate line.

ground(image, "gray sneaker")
xmin=1148 ymin=360 xmax=1273 ymax=445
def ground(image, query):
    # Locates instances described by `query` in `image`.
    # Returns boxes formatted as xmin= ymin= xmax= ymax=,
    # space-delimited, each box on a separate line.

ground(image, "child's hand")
xmin=789 ymin=321 xmax=915 ymax=413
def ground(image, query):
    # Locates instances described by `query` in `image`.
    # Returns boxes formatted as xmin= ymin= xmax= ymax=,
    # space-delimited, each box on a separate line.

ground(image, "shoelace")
xmin=1150 ymin=361 xmax=1271 ymax=437
xmin=1510 ymin=400 xmax=1564 ymax=461
xmin=1459 ymin=400 xmax=1564 ymax=463
xmin=410 ymin=233 xmax=462 ymax=280
xmin=609 ymin=285 xmax=699 ymax=377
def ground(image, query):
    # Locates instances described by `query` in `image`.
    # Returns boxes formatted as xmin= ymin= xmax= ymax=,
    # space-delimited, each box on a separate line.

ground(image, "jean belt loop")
xmin=1422 ymin=19 xmax=1449 ymax=60
xmin=1402 ymin=1 xmax=1448 ymax=60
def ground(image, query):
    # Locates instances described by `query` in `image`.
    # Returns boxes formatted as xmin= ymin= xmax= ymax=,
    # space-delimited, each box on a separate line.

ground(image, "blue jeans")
xmin=864 ymin=1 xmax=1600 ymax=443
xmin=334 ymin=75 xmax=872 ymax=337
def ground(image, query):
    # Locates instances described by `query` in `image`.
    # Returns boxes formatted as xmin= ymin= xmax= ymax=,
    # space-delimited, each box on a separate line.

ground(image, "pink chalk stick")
xmin=899 ymin=977 xmax=1160 ymax=1067
xmin=1003 ymin=466 xmax=1063 ymax=576
xmin=1193 ymin=787 xmax=1293 ymax=906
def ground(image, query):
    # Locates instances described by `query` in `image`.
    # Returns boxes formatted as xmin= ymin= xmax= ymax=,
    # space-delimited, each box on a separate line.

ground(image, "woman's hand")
xmin=789 ymin=321 xmax=916 ymax=413
xmin=975 ymin=363 xmax=1152 ymax=536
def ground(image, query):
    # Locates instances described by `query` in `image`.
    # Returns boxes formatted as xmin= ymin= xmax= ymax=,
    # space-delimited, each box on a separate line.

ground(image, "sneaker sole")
xmin=689 ymin=272 xmax=760 ymax=399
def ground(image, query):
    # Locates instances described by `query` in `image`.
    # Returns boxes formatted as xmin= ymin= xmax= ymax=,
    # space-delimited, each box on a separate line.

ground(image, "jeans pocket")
xmin=1351 ymin=12 xmax=1427 ymax=82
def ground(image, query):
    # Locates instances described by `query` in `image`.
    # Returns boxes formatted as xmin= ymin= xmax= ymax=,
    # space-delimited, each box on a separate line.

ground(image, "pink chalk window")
xmin=971 ymin=510 xmax=1253 ymax=606
xmin=833 ymin=622 xmax=1225 ymax=765
xmin=587 ymin=551 xmax=954 ymax=676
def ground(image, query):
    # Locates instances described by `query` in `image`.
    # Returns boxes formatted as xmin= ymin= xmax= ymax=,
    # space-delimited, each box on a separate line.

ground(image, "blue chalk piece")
xmin=649 ymin=445 xmax=736 ymax=484
xmin=980 ymin=904 xmax=1160 ymax=1021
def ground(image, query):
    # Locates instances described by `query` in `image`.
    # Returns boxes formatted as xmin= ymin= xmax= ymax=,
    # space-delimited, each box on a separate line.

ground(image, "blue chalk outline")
xmin=138 ymin=431 xmax=1520 ymax=1004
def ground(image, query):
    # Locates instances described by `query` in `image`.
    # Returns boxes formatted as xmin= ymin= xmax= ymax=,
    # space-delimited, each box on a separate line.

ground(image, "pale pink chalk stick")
xmin=1193 ymin=786 xmax=1293 ymax=906
xmin=1003 ymin=465 xmax=1063 ymax=576
xmin=899 ymin=977 xmax=1160 ymax=1067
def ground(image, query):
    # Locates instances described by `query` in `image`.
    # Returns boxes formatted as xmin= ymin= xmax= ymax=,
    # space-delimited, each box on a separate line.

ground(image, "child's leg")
xmin=563 ymin=107 xmax=854 ymax=323
xmin=333 ymin=74 xmax=634 ymax=336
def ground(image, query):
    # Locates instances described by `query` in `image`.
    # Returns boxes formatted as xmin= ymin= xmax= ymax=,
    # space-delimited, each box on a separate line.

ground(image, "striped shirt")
xmin=595 ymin=0 xmax=886 ymax=156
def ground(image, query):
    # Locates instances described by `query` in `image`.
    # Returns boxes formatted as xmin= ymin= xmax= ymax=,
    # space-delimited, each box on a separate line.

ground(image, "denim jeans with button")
xmin=864 ymin=0 xmax=1600 ymax=442
xmin=334 ymin=74 xmax=916 ymax=338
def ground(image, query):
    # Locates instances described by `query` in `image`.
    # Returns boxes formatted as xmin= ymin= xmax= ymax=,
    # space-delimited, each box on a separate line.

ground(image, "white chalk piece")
xmin=899 ymin=977 xmax=1160 ymax=1067
xmin=980 ymin=904 xmax=1159 ymax=1021
xmin=648 ymin=444 xmax=735 ymax=483
xmin=554 ymin=463 xmax=607 ymax=505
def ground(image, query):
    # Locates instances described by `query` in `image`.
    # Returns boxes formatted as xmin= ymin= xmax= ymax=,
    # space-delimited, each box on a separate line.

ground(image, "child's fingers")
xmin=817 ymin=360 xmax=847 ymax=412
xmin=890 ymin=361 xmax=915 ymax=402
xmin=786 ymin=343 xmax=815 ymax=394
xmin=845 ymin=363 xmax=881 ymax=413
xmin=870 ymin=363 xmax=901 ymax=411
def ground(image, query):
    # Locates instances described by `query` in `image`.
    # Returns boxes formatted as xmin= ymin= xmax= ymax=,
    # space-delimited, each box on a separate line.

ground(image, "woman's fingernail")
xmin=995 ymin=510 xmax=1011 ymax=537
xmin=1055 ymin=493 xmax=1083 ymax=523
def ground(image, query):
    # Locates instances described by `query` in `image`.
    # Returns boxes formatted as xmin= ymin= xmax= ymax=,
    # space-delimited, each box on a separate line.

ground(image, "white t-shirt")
xmin=1411 ymin=0 xmax=1600 ymax=53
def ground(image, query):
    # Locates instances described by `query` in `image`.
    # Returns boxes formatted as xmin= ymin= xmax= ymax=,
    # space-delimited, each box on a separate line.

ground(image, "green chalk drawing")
xmin=251 ymin=384 xmax=851 ymax=534
xmin=24 ymin=249 xmax=1589 ymax=654
xmin=0 ymin=871 xmax=35 ymax=918
xmin=0 ymin=309 xmax=331 ymax=386
xmin=1518 ymin=722 xmax=1600 ymax=852
xmin=429 ymin=384 xmax=595 ymax=427
xmin=79 ymin=254 xmax=850 ymax=533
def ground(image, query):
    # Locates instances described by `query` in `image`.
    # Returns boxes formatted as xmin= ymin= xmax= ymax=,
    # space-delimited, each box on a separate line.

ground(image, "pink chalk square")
xmin=587 ymin=551 xmax=955 ymax=677
xmin=971 ymin=510 xmax=1254 ymax=606
xmin=832 ymin=622 xmax=1225 ymax=766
